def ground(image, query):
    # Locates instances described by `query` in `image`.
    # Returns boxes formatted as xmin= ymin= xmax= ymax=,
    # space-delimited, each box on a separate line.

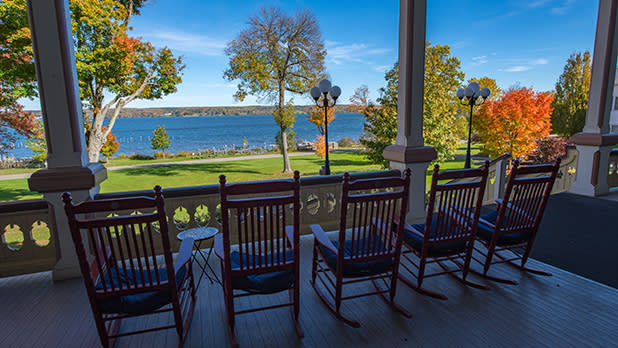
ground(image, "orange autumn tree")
xmin=473 ymin=87 xmax=553 ymax=159
xmin=308 ymin=105 xmax=334 ymax=157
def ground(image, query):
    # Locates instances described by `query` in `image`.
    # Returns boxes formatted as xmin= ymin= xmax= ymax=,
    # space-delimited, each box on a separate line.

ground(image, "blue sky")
xmin=23 ymin=0 xmax=600 ymax=109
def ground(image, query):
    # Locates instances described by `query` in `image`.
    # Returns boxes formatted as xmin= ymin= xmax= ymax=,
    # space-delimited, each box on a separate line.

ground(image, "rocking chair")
xmin=63 ymin=186 xmax=196 ymax=348
xmin=310 ymin=169 xmax=412 ymax=328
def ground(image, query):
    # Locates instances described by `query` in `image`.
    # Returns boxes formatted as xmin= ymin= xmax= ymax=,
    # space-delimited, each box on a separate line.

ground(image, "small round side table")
xmin=177 ymin=227 xmax=221 ymax=288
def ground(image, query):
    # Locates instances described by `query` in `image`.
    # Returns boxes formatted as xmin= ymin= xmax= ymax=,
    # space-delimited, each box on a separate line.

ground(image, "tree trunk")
xmin=281 ymin=127 xmax=292 ymax=173
xmin=279 ymin=82 xmax=292 ymax=173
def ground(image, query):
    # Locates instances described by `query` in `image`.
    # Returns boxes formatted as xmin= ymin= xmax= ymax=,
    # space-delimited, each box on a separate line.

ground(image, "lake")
xmin=8 ymin=113 xmax=365 ymax=158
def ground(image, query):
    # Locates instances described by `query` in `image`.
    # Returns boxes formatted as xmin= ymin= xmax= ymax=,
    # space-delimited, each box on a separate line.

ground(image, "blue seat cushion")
xmin=477 ymin=211 xmax=532 ymax=246
xmin=318 ymin=237 xmax=394 ymax=277
xmin=230 ymin=250 xmax=295 ymax=294
xmin=403 ymin=218 xmax=468 ymax=256
xmin=95 ymin=265 xmax=188 ymax=315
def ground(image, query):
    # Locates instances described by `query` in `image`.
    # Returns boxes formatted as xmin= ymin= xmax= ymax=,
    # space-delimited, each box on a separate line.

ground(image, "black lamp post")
xmin=457 ymin=82 xmax=490 ymax=169
xmin=310 ymin=79 xmax=341 ymax=175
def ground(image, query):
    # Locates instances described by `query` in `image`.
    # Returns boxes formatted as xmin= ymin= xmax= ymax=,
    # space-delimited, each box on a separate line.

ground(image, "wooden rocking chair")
xmin=63 ymin=186 xmax=196 ymax=348
xmin=214 ymin=171 xmax=303 ymax=347
xmin=473 ymin=159 xmax=560 ymax=284
xmin=398 ymin=163 xmax=490 ymax=300
xmin=311 ymin=169 xmax=412 ymax=328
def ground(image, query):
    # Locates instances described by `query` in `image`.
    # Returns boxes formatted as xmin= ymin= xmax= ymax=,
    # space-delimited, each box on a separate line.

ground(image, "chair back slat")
xmin=220 ymin=172 xmax=300 ymax=274
xmin=63 ymin=186 xmax=176 ymax=296
xmin=339 ymin=170 xmax=411 ymax=262
xmin=426 ymin=162 xmax=489 ymax=244
xmin=495 ymin=159 xmax=560 ymax=235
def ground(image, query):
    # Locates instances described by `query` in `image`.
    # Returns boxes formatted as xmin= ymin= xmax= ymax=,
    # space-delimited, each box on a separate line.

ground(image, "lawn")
xmin=0 ymin=147 xmax=485 ymax=202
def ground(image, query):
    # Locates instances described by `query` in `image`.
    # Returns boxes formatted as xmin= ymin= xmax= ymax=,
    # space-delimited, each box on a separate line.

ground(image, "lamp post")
xmin=311 ymin=79 xmax=341 ymax=175
xmin=457 ymin=82 xmax=490 ymax=169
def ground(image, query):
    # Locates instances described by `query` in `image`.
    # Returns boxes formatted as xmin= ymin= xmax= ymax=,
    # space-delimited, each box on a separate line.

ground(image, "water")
xmin=7 ymin=113 xmax=365 ymax=158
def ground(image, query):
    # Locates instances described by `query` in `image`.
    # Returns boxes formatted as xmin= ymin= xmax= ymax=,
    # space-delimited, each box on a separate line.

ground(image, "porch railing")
xmin=608 ymin=149 xmax=618 ymax=189
xmin=0 ymin=146 xmax=586 ymax=279
xmin=0 ymin=200 xmax=57 ymax=277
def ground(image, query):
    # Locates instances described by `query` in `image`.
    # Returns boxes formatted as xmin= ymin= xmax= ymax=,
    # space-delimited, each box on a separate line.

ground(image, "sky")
xmin=21 ymin=0 xmax=600 ymax=110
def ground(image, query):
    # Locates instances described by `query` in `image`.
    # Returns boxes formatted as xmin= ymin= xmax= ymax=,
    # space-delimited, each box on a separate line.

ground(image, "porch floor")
xmin=2 ymin=233 xmax=618 ymax=348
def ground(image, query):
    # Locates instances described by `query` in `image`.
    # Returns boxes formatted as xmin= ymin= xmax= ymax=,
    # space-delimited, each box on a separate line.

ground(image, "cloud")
xmin=504 ymin=66 xmax=532 ymax=72
xmin=139 ymin=28 xmax=227 ymax=56
xmin=528 ymin=0 xmax=551 ymax=8
xmin=373 ymin=65 xmax=391 ymax=72
xmin=471 ymin=55 xmax=489 ymax=66
xmin=552 ymin=0 xmax=576 ymax=15
xmin=326 ymin=42 xmax=390 ymax=65
xmin=501 ymin=58 xmax=548 ymax=73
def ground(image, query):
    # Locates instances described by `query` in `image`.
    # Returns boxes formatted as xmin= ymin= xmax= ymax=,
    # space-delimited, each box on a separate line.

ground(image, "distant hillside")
xmin=108 ymin=105 xmax=356 ymax=118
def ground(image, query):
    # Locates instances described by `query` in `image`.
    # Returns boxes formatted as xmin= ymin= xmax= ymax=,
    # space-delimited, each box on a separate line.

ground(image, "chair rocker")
xmin=63 ymin=186 xmax=196 ymax=348
xmin=214 ymin=171 xmax=303 ymax=347
xmin=311 ymin=169 xmax=412 ymax=328
xmin=473 ymin=159 xmax=561 ymax=285
xmin=398 ymin=162 xmax=490 ymax=300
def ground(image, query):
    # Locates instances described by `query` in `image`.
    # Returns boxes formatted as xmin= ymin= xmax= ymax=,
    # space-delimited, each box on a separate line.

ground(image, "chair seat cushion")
xmin=95 ymin=265 xmax=188 ymax=315
xmin=477 ymin=211 xmax=532 ymax=246
xmin=403 ymin=218 xmax=468 ymax=257
xmin=230 ymin=250 xmax=295 ymax=294
xmin=318 ymin=237 xmax=393 ymax=277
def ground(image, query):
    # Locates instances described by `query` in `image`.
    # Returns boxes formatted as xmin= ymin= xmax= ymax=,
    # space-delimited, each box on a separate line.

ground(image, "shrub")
xmin=526 ymin=136 xmax=569 ymax=164
xmin=338 ymin=137 xmax=355 ymax=148
xmin=129 ymin=153 xmax=154 ymax=160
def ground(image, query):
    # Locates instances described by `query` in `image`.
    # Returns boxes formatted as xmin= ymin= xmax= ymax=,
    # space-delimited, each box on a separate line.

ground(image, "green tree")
xmin=224 ymin=7 xmax=326 ymax=173
xmin=26 ymin=120 xmax=47 ymax=163
xmin=551 ymin=51 xmax=591 ymax=138
xmin=361 ymin=43 xmax=465 ymax=167
xmin=70 ymin=0 xmax=184 ymax=162
xmin=151 ymin=125 xmax=171 ymax=154
xmin=0 ymin=0 xmax=38 ymax=154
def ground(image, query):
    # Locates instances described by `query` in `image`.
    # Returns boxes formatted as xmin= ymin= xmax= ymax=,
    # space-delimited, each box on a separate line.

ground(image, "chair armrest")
xmin=213 ymin=233 xmax=225 ymax=261
xmin=285 ymin=225 xmax=297 ymax=248
xmin=393 ymin=214 xmax=424 ymax=238
xmin=174 ymin=237 xmax=194 ymax=273
xmin=478 ymin=216 xmax=495 ymax=229
xmin=310 ymin=224 xmax=337 ymax=255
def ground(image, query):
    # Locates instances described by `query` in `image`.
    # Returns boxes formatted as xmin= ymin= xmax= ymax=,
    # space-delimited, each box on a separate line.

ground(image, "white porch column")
xmin=570 ymin=0 xmax=618 ymax=197
xmin=26 ymin=0 xmax=107 ymax=281
xmin=383 ymin=0 xmax=436 ymax=224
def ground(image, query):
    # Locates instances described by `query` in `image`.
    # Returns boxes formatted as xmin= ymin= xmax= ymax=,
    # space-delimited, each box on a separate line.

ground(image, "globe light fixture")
xmin=310 ymin=79 xmax=341 ymax=175
xmin=457 ymin=83 xmax=491 ymax=168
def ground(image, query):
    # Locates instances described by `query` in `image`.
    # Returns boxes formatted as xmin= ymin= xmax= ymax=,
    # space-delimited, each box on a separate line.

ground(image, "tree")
xmin=25 ymin=120 xmax=47 ymax=163
xmin=551 ymin=51 xmax=591 ymax=138
xmin=70 ymin=0 xmax=184 ymax=162
xmin=474 ymin=87 xmax=553 ymax=158
xmin=307 ymin=105 xmax=335 ymax=135
xmin=348 ymin=85 xmax=370 ymax=113
xmin=0 ymin=0 xmax=38 ymax=155
xmin=360 ymin=43 xmax=465 ymax=167
xmin=151 ymin=125 xmax=171 ymax=154
xmin=224 ymin=6 xmax=326 ymax=173
xmin=100 ymin=128 xmax=119 ymax=161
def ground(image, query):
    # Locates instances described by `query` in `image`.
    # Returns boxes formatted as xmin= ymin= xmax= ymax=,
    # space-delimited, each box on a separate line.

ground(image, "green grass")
xmin=0 ymin=146 xmax=487 ymax=202
xmin=0 ymin=152 xmax=379 ymax=201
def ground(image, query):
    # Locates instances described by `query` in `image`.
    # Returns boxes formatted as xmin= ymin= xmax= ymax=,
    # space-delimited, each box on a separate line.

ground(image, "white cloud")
xmin=326 ymin=42 xmax=390 ymax=65
xmin=504 ymin=66 xmax=532 ymax=72
xmin=138 ymin=28 xmax=228 ymax=56
xmin=501 ymin=58 xmax=549 ymax=73
xmin=552 ymin=0 xmax=576 ymax=15
xmin=373 ymin=65 xmax=391 ymax=72
xmin=471 ymin=55 xmax=489 ymax=66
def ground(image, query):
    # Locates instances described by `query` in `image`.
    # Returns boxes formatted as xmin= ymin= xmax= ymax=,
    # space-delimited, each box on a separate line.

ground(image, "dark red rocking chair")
xmin=310 ymin=169 xmax=412 ymax=328
xmin=398 ymin=163 xmax=490 ymax=300
xmin=63 ymin=186 xmax=196 ymax=348
xmin=473 ymin=158 xmax=560 ymax=284
xmin=214 ymin=171 xmax=303 ymax=347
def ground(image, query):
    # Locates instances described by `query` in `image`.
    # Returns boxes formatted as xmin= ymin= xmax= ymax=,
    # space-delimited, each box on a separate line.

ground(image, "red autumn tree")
xmin=473 ymin=87 xmax=553 ymax=159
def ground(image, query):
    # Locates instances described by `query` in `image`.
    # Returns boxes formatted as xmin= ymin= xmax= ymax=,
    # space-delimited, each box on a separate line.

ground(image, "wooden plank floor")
xmin=1 ymin=235 xmax=618 ymax=348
